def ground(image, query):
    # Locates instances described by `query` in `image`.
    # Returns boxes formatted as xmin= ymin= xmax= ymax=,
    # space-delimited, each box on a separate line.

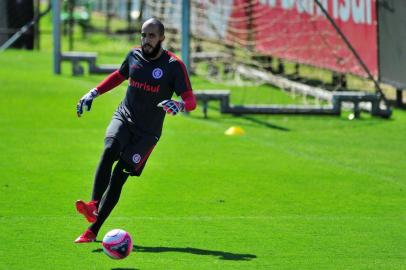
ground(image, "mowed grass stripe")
xmin=1 ymin=215 xmax=406 ymax=223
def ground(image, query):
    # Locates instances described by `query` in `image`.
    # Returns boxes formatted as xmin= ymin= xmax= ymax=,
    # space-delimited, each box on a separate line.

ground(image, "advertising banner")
xmin=226 ymin=0 xmax=378 ymax=77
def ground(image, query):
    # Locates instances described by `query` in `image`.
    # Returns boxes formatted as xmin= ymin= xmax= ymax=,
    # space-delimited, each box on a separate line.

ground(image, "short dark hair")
xmin=143 ymin=18 xmax=165 ymax=36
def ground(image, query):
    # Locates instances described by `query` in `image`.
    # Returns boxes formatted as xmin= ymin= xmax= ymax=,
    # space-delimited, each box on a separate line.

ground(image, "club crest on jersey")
xmin=132 ymin=154 xmax=141 ymax=164
xmin=152 ymin=68 xmax=163 ymax=79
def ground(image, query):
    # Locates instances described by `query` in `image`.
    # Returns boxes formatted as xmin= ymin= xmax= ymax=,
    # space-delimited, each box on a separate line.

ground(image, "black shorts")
xmin=105 ymin=115 xmax=159 ymax=176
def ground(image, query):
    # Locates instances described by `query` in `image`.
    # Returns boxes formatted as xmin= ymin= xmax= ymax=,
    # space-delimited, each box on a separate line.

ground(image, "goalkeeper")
xmin=74 ymin=18 xmax=196 ymax=243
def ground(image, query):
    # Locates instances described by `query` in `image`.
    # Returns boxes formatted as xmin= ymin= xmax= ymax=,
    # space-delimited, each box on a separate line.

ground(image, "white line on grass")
xmin=0 ymin=215 xmax=404 ymax=221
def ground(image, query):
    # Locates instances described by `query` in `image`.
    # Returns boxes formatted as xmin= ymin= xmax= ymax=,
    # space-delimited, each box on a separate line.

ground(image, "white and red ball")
xmin=102 ymin=229 xmax=133 ymax=259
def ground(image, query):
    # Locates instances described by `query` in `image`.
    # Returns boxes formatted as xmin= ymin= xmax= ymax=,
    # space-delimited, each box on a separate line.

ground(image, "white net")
xmin=55 ymin=0 xmax=393 ymax=112
xmin=142 ymin=0 xmax=378 ymax=91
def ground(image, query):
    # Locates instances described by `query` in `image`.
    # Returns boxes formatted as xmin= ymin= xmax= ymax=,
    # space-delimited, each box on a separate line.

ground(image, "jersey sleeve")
xmin=181 ymin=90 xmax=197 ymax=111
xmin=118 ymin=51 xmax=132 ymax=79
xmin=95 ymin=70 xmax=126 ymax=95
xmin=172 ymin=60 xmax=193 ymax=96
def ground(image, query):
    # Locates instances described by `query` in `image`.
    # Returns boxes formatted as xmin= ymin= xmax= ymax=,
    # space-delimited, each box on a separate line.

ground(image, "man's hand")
xmin=77 ymin=88 xmax=99 ymax=117
xmin=157 ymin=99 xmax=185 ymax=116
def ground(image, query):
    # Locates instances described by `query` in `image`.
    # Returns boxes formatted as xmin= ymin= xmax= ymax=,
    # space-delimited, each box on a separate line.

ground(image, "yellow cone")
xmin=224 ymin=126 xmax=245 ymax=136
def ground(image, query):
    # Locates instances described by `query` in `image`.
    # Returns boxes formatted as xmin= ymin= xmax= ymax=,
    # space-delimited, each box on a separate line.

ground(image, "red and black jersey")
xmin=115 ymin=48 xmax=192 ymax=137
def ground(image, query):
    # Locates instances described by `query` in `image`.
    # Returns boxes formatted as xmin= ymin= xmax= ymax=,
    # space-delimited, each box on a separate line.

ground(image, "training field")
xmin=0 ymin=50 xmax=405 ymax=269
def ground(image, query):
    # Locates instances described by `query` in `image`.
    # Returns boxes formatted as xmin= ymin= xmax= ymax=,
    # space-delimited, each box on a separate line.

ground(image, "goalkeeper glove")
xmin=157 ymin=99 xmax=185 ymax=116
xmin=77 ymin=88 xmax=99 ymax=117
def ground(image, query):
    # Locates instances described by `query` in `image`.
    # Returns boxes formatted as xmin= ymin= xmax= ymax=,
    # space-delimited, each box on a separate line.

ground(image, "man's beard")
xmin=142 ymin=41 xmax=162 ymax=59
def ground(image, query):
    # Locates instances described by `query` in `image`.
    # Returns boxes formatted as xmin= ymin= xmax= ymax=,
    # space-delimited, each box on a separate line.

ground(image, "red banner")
xmin=226 ymin=0 xmax=378 ymax=77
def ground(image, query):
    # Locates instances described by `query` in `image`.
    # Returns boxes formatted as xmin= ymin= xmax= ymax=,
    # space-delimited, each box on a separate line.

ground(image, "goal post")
xmin=52 ymin=0 xmax=61 ymax=74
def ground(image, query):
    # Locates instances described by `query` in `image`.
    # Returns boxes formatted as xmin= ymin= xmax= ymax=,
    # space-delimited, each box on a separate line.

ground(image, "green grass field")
xmin=0 ymin=50 xmax=405 ymax=270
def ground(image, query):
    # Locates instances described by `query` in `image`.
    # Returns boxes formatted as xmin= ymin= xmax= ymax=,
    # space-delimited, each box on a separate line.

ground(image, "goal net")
xmin=50 ymin=0 xmax=391 ymax=115
xmin=144 ymin=0 xmax=380 ymax=96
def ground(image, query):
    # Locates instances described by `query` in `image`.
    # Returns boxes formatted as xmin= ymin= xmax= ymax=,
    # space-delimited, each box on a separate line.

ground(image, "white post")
xmin=52 ymin=0 xmax=61 ymax=74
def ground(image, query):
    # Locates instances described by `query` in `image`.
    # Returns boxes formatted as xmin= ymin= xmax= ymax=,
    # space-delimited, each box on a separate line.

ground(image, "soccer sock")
xmin=89 ymin=159 xmax=130 ymax=235
xmin=91 ymin=137 xmax=121 ymax=203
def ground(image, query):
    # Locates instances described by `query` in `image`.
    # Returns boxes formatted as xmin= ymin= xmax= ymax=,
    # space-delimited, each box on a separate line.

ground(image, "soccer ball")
xmin=102 ymin=229 xmax=133 ymax=259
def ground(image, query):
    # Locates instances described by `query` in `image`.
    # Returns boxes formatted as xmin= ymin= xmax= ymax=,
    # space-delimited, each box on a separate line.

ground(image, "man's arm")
xmin=95 ymin=70 xmax=126 ymax=94
xmin=181 ymin=90 xmax=196 ymax=111
xmin=76 ymin=70 xmax=126 ymax=117
xmin=157 ymin=90 xmax=196 ymax=116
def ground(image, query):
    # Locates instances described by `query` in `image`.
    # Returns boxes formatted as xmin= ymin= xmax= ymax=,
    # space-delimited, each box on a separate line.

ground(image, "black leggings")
xmin=90 ymin=138 xmax=130 ymax=235
xmin=91 ymin=137 xmax=121 ymax=201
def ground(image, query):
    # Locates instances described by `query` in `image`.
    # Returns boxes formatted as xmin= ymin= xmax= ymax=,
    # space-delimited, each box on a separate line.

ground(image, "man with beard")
xmin=74 ymin=18 xmax=196 ymax=243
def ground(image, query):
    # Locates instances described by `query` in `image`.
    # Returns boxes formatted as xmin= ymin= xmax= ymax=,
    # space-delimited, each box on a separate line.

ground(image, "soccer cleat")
xmin=75 ymin=200 xmax=98 ymax=223
xmin=74 ymin=229 xmax=96 ymax=243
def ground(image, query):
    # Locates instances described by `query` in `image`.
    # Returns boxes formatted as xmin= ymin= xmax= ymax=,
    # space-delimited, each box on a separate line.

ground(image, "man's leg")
xmin=75 ymin=159 xmax=130 ymax=243
xmin=91 ymin=137 xmax=121 ymax=202
xmin=88 ymin=159 xmax=131 ymax=236
xmin=88 ymin=134 xmax=157 ymax=234
xmin=75 ymin=131 xmax=157 ymax=242
xmin=91 ymin=116 xmax=131 ymax=203
xmin=75 ymin=137 xmax=121 ymax=223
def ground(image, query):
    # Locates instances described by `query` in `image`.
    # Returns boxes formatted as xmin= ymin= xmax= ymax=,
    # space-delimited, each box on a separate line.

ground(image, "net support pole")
xmin=314 ymin=0 xmax=388 ymax=105
xmin=52 ymin=0 xmax=61 ymax=74
xmin=181 ymin=0 xmax=190 ymax=73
